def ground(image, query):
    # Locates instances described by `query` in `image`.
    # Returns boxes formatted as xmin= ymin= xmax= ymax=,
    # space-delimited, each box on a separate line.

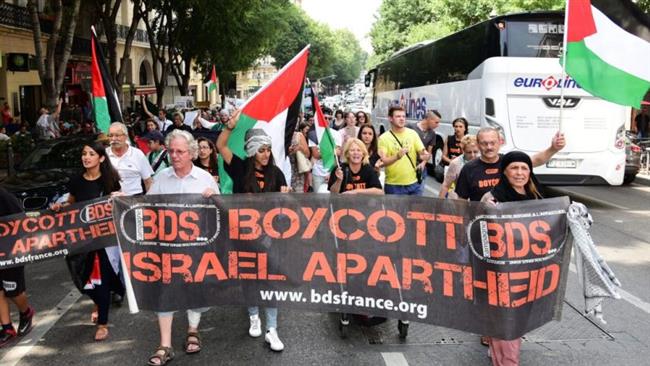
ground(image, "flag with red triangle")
xmin=206 ymin=65 xmax=218 ymax=94
xmin=218 ymin=46 xmax=309 ymax=194
xmin=91 ymin=26 xmax=122 ymax=133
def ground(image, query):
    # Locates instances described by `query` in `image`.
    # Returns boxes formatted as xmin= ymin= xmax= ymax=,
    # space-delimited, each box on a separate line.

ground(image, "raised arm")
xmin=531 ymin=131 xmax=566 ymax=167
xmin=216 ymin=109 xmax=240 ymax=165
xmin=140 ymin=95 xmax=155 ymax=119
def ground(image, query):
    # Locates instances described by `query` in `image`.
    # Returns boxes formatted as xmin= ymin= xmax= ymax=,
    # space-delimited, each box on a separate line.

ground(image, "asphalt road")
xmin=1 ymin=179 xmax=649 ymax=366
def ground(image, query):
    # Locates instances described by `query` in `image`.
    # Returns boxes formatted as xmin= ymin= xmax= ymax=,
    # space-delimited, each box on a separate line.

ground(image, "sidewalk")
xmin=636 ymin=172 xmax=650 ymax=186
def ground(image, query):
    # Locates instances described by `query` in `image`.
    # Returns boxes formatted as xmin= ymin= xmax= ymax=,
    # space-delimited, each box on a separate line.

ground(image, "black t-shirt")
xmin=447 ymin=135 xmax=463 ymax=160
xmin=164 ymin=123 xmax=192 ymax=135
xmin=194 ymin=160 xmax=218 ymax=177
xmin=454 ymin=155 xmax=502 ymax=201
xmin=328 ymin=163 xmax=382 ymax=193
xmin=368 ymin=152 xmax=380 ymax=169
xmin=635 ymin=113 xmax=650 ymax=134
xmin=69 ymin=175 xmax=121 ymax=202
xmin=0 ymin=186 xmax=22 ymax=216
xmin=224 ymin=155 xmax=287 ymax=193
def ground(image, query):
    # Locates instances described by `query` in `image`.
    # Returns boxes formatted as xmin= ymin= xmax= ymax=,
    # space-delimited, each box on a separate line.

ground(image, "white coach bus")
xmin=366 ymin=11 xmax=628 ymax=185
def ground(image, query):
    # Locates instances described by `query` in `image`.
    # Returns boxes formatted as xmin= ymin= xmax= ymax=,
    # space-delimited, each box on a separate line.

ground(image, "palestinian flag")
xmin=206 ymin=65 xmax=218 ymax=94
xmin=564 ymin=0 xmax=650 ymax=108
xmin=218 ymin=46 xmax=309 ymax=194
xmin=312 ymin=91 xmax=337 ymax=172
xmin=91 ymin=26 xmax=122 ymax=133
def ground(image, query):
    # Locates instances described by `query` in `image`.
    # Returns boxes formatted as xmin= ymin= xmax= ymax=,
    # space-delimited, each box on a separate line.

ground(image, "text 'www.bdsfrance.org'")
xmin=260 ymin=289 xmax=428 ymax=319
xmin=0 ymin=249 xmax=69 ymax=267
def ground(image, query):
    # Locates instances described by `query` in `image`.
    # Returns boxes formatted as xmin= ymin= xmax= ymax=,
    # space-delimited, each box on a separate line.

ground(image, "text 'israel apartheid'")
xmin=113 ymin=194 xmax=573 ymax=340
xmin=0 ymin=198 xmax=117 ymax=269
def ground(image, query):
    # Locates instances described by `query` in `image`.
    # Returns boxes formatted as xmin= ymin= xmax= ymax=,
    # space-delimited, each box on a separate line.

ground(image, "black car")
xmin=0 ymin=135 xmax=99 ymax=210
xmin=624 ymin=135 xmax=644 ymax=185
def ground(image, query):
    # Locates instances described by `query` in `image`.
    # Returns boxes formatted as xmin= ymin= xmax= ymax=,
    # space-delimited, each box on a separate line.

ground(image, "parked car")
xmin=624 ymin=135 xmax=642 ymax=185
xmin=0 ymin=134 xmax=98 ymax=210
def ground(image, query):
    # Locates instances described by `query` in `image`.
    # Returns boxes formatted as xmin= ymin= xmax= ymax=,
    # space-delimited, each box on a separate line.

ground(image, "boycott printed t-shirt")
xmin=327 ymin=163 xmax=382 ymax=193
xmin=225 ymin=155 xmax=287 ymax=193
xmin=378 ymin=128 xmax=425 ymax=186
xmin=454 ymin=155 xmax=503 ymax=201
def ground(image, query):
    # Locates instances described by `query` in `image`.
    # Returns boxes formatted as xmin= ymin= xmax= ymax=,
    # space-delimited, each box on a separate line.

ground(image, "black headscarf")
xmin=490 ymin=151 xmax=542 ymax=202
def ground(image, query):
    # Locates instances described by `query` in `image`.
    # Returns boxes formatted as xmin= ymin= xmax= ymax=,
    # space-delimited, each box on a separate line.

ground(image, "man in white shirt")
xmin=308 ymin=128 xmax=342 ymax=192
xmin=146 ymin=129 xmax=219 ymax=364
xmin=107 ymin=122 xmax=154 ymax=195
xmin=35 ymin=100 xmax=62 ymax=140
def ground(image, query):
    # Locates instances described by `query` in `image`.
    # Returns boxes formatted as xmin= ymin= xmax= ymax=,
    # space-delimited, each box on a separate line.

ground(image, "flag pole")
xmin=559 ymin=0 xmax=570 ymax=133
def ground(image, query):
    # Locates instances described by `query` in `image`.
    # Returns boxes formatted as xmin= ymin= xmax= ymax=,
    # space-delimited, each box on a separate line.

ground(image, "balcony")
xmin=116 ymin=24 xmax=149 ymax=44
xmin=0 ymin=2 xmax=52 ymax=33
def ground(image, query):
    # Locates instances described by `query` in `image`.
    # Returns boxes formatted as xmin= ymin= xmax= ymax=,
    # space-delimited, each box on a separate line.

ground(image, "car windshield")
xmin=19 ymin=140 xmax=85 ymax=170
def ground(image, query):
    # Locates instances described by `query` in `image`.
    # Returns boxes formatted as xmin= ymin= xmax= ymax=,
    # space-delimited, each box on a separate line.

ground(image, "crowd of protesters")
xmin=0 ymin=91 xmax=568 ymax=366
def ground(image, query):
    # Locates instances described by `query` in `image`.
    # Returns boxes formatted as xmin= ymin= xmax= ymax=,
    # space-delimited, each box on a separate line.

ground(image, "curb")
xmin=634 ymin=174 xmax=650 ymax=186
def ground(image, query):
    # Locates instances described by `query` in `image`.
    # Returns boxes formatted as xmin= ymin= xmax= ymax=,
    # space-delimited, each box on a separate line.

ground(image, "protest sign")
xmin=113 ymin=194 xmax=572 ymax=339
xmin=0 ymin=197 xmax=117 ymax=269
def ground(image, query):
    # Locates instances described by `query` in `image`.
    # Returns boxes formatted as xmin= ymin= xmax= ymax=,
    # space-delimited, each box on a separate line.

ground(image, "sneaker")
xmin=265 ymin=328 xmax=284 ymax=352
xmin=0 ymin=328 xmax=17 ymax=348
xmin=18 ymin=307 xmax=35 ymax=336
xmin=249 ymin=314 xmax=262 ymax=338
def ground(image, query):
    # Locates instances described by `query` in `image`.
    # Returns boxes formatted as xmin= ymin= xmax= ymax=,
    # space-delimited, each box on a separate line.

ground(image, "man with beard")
xmin=107 ymin=122 xmax=154 ymax=195
xmin=454 ymin=127 xmax=565 ymax=202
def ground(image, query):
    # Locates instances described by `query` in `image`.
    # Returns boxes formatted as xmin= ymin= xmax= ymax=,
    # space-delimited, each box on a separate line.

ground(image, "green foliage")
xmin=369 ymin=0 xmax=564 ymax=67
xmin=269 ymin=3 xmax=366 ymax=86
xmin=175 ymin=0 xmax=288 ymax=79
xmin=637 ymin=0 xmax=650 ymax=13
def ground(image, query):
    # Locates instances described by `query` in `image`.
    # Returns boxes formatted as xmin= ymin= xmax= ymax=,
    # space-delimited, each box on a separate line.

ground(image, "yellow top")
xmin=378 ymin=129 xmax=425 ymax=185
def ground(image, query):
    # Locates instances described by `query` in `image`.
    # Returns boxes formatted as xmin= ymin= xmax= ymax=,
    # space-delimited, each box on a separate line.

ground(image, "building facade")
xmin=0 ymin=0 xmax=206 ymax=125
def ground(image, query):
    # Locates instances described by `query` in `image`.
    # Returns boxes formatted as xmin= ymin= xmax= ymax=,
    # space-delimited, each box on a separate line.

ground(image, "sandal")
xmin=480 ymin=335 xmax=490 ymax=347
xmin=147 ymin=346 xmax=175 ymax=366
xmin=91 ymin=306 xmax=98 ymax=324
xmin=184 ymin=331 xmax=202 ymax=354
xmin=94 ymin=325 xmax=109 ymax=342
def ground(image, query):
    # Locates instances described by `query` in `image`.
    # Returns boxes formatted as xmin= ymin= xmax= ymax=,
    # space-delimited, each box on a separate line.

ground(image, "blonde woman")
xmin=439 ymin=135 xmax=479 ymax=199
xmin=328 ymin=138 xmax=382 ymax=194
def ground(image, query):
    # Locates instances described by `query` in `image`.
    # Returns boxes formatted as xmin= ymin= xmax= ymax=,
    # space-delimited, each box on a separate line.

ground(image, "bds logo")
xmin=119 ymin=203 xmax=221 ymax=247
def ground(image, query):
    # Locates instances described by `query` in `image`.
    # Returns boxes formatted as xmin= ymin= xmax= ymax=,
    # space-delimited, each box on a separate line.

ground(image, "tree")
xmin=27 ymin=0 xmax=82 ymax=109
xmin=93 ymin=0 xmax=143 ymax=92
xmin=368 ymin=0 xmax=565 ymax=67
xmin=637 ymin=0 xmax=650 ymax=13
xmin=177 ymin=0 xmax=288 ymax=101
xmin=136 ymin=0 xmax=174 ymax=107
xmin=269 ymin=4 xmax=335 ymax=81
xmin=329 ymin=29 xmax=367 ymax=85
xmin=138 ymin=0 xmax=287 ymax=105
xmin=369 ymin=0 xmax=437 ymax=66
xmin=269 ymin=4 xmax=366 ymax=88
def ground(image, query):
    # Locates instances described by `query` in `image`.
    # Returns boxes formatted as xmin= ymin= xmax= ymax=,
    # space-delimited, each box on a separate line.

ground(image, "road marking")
xmin=424 ymin=184 xmax=440 ymax=197
xmin=569 ymin=264 xmax=650 ymax=315
xmin=0 ymin=288 xmax=81 ymax=366
xmin=382 ymin=352 xmax=409 ymax=366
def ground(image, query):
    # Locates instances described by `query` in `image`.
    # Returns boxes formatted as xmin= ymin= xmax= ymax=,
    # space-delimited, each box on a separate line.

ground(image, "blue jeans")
xmin=248 ymin=306 xmax=277 ymax=330
xmin=384 ymin=182 xmax=423 ymax=196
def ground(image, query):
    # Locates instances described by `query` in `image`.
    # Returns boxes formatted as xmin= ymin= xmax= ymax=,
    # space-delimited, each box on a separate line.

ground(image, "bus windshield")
xmin=505 ymin=21 xmax=564 ymax=58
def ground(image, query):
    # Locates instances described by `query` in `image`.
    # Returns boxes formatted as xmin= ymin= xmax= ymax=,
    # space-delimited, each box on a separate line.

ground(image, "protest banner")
xmin=0 ymin=197 xmax=117 ymax=269
xmin=113 ymin=194 xmax=572 ymax=340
